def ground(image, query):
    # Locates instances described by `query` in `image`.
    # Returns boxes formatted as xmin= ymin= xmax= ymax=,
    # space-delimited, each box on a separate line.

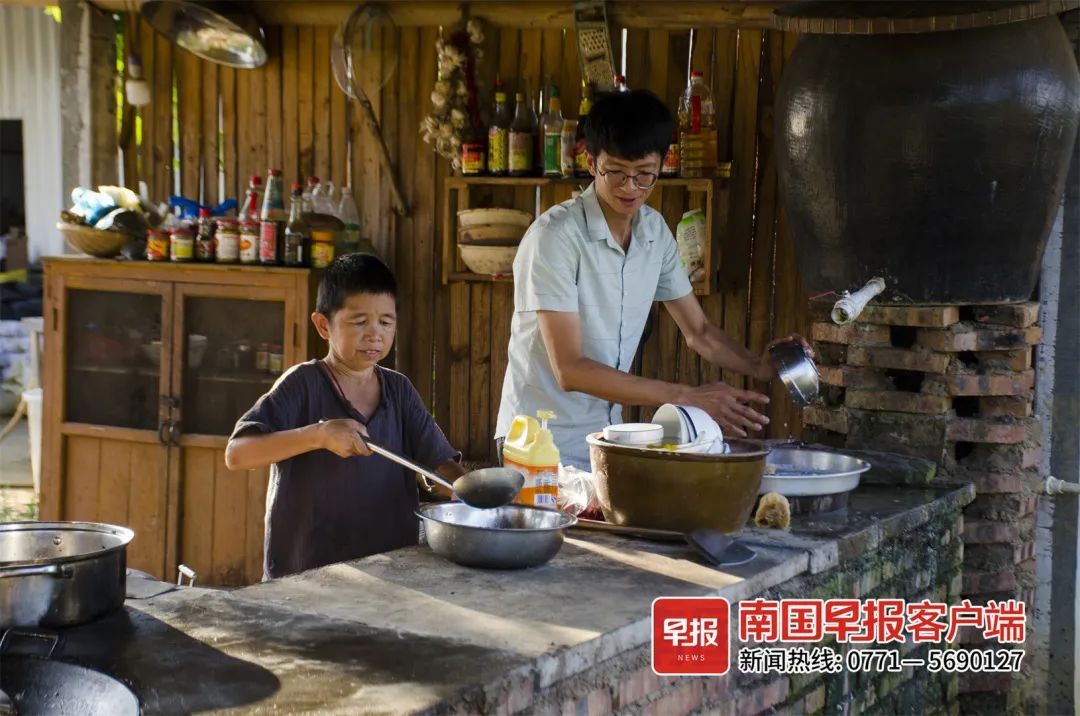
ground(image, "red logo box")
xmin=652 ymin=597 xmax=731 ymax=675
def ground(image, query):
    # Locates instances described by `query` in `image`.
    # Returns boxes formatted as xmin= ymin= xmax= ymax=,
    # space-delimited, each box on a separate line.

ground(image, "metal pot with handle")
xmin=0 ymin=522 xmax=133 ymax=629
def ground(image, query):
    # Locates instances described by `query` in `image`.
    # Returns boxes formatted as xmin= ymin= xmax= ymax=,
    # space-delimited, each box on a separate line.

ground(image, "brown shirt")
xmin=231 ymin=360 xmax=459 ymax=580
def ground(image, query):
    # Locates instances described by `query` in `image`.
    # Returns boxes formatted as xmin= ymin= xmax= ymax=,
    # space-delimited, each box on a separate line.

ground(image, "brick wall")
xmin=804 ymin=302 xmax=1041 ymax=715
xmin=470 ymin=496 xmax=965 ymax=716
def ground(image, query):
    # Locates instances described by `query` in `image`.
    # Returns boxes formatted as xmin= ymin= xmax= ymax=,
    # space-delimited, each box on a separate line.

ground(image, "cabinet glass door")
xmin=64 ymin=288 xmax=165 ymax=430
xmin=176 ymin=289 xmax=292 ymax=437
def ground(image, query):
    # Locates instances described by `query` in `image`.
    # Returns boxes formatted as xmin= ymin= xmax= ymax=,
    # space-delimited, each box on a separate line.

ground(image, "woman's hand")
xmin=684 ymin=382 xmax=770 ymax=438
xmin=315 ymin=419 xmax=371 ymax=458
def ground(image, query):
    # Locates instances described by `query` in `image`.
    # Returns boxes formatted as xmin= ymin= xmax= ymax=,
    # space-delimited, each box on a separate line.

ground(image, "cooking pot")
xmin=0 ymin=632 xmax=139 ymax=716
xmin=587 ymin=434 xmax=769 ymax=534
xmin=0 ymin=522 xmax=133 ymax=629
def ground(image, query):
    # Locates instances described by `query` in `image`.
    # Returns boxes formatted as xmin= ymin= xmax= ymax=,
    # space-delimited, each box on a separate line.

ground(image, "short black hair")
xmin=585 ymin=89 xmax=674 ymax=161
xmin=316 ymin=252 xmax=397 ymax=317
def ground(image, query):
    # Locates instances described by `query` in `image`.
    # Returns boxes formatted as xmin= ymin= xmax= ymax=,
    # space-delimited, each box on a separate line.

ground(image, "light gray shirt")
xmin=495 ymin=183 xmax=694 ymax=469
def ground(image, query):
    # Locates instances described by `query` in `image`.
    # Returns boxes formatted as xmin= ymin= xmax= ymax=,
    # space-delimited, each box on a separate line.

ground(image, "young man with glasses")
xmin=495 ymin=89 xmax=806 ymax=469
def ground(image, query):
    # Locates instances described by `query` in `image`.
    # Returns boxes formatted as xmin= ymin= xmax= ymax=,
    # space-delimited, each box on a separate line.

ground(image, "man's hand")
xmin=756 ymin=334 xmax=815 ymax=382
xmin=315 ymin=419 xmax=371 ymax=458
xmin=684 ymin=383 xmax=771 ymax=438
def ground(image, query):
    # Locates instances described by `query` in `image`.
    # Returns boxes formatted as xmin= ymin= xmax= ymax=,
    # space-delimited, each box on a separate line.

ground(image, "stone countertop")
xmin=46 ymin=481 xmax=973 ymax=715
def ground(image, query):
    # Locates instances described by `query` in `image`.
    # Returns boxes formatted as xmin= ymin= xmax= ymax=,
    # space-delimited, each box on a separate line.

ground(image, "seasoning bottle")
xmin=238 ymin=175 xmax=263 ymax=222
xmin=302 ymin=176 xmax=319 ymax=213
xmin=260 ymin=168 xmax=285 ymax=265
xmin=461 ymin=118 xmax=486 ymax=176
xmin=215 ymin=218 xmax=240 ymax=263
xmin=268 ymin=344 xmax=284 ymax=374
xmin=195 ymin=208 xmax=215 ymax=262
xmin=487 ymin=81 xmax=510 ymax=176
xmin=239 ymin=220 xmax=259 ymax=264
xmin=310 ymin=229 xmax=336 ymax=269
xmin=283 ymin=183 xmax=309 ymax=267
xmin=661 ymin=129 xmax=680 ymax=177
xmin=508 ymin=92 xmax=534 ymax=176
xmin=255 ymin=342 xmax=270 ymax=372
xmin=146 ymin=229 xmax=170 ymax=261
xmin=169 ymin=228 xmax=194 ymax=262
xmin=573 ymin=83 xmax=592 ymax=178
xmin=542 ymin=85 xmax=564 ymax=177
xmin=560 ymin=119 xmax=577 ymax=178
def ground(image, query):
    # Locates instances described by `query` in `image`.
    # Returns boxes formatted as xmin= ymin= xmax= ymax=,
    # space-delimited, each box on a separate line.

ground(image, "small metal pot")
xmin=417 ymin=503 xmax=577 ymax=569
xmin=0 ymin=522 xmax=133 ymax=629
xmin=769 ymin=340 xmax=820 ymax=406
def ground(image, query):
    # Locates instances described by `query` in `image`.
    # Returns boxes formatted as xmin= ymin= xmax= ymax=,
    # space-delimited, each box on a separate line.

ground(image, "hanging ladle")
xmin=364 ymin=437 xmax=524 ymax=509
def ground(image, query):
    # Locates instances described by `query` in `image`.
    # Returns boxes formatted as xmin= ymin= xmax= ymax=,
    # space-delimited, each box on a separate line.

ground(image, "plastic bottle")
xmin=487 ymin=81 xmax=511 ymax=176
xmin=508 ymin=91 xmax=535 ymax=177
xmin=238 ymin=175 xmax=263 ymax=222
xmin=502 ymin=410 xmax=560 ymax=508
xmin=675 ymin=209 xmax=706 ymax=281
xmin=302 ymin=176 xmax=320 ymax=213
xmin=338 ymin=188 xmax=361 ymax=254
xmin=315 ymin=180 xmax=339 ymax=216
xmin=678 ymin=70 xmax=717 ymax=177
xmin=542 ymin=85 xmax=565 ymax=177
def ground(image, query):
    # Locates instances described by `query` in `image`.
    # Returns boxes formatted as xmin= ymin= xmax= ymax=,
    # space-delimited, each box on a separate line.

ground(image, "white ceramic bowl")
xmin=652 ymin=404 xmax=723 ymax=446
xmin=459 ymin=244 xmax=518 ymax=275
xmin=602 ymin=423 xmax=664 ymax=446
xmin=457 ymin=208 xmax=533 ymax=230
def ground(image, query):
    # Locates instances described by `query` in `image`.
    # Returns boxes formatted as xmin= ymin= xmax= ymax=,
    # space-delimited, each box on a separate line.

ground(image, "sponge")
xmin=754 ymin=492 xmax=792 ymax=530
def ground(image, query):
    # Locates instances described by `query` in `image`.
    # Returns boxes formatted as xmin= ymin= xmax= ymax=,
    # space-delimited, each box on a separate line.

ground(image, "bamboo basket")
xmin=57 ymin=222 xmax=128 ymax=258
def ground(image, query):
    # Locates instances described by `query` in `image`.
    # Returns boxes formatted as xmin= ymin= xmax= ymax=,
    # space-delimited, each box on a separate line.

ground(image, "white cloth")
xmin=495 ymin=182 xmax=693 ymax=468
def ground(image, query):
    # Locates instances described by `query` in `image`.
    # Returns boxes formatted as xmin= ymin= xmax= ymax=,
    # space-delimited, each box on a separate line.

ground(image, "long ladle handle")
xmin=363 ymin=437 xmax=455 ymax=494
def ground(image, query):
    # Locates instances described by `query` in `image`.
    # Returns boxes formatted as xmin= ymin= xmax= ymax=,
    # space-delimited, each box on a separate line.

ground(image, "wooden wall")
xmin=116 ymin=9 xmax=809 ymax=463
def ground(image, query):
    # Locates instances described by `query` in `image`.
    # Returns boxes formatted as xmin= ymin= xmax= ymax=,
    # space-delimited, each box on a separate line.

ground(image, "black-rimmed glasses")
xmin=597 ymin=168 xmax=659 ymax=190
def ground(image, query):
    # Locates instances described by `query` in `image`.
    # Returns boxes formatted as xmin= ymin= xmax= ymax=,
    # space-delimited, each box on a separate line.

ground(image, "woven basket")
xmin=57 ymin=222 xmax=127 ymax=258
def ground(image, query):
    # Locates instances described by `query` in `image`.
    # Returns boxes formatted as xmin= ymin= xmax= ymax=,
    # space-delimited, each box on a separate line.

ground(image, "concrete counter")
xmin=46 ymin=481 xmax=973 ymax=715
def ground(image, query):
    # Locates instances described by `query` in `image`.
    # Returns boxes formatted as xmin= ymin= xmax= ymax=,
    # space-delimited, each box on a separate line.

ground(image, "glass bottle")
xmin=542 ymin=85 xmax=565 ymax=178
xmin=614 ymin=74 xmax=629 ymax=93
xmin=194 ymin=207 xmax=215 ymax=262
xmin=573 ymin=83 xmax=593 ymax=178
xmin=284 ymin=183 xmax=309 ymax=267
xmin=508 ymin=91 xmax=535 ymax=177
xmin=461 ymin=120 xmax=486 ymax=176
xmin=487 ymin=81 xmax=511 ymax=176
xmin=259 ymin=168 xmax=286 ymax=265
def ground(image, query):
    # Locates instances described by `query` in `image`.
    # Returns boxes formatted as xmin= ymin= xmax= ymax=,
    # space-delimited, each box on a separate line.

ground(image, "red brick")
xmin=946 ymin=418 xmax=1029 ymax=444
xmin=978 ymin=397 xmax=1033 ymax=418
xmin=803 ymin=406 xmax=848 ymax=434
xmin=847 ymin=346 xmax=951 ymax=373
xmin=817 ymin=365 xmax=892 ymax=389
xmin=735 ymin=677 xmax=790 ymax=716
xmin=973 ymin=302 xmax=1040 ymax=328
xmin=811 ymin=322 xmax=891 ymax=346
xmin=860 ymin=304 xmax=961 ymax=328
xmin=958 ymin=471 xmax=1025 ymax=494
xmin=847 ymin=389 xmax=952 ymax=414
xmin=962 ymin=520 xmax=1020 ymax=544
xmin=917 ymin=326 xmax=1042 ymax=352
xmin=962 ymin=569 xmax=1018 ymax=595
xmin=973 ymin=349 xmax=1032 ymax=371
xmin=931 ymin=370 xmax=1035 ymax=397
xmin=959 ymin=672 xmax=1018 ymax=694
xmin=1016 ymin=541 xmax=1035 ymax=564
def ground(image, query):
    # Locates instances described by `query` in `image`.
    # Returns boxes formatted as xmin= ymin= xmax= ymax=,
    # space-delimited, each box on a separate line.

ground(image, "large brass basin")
xmin=587 ymin=434 xmax=769 ymax=534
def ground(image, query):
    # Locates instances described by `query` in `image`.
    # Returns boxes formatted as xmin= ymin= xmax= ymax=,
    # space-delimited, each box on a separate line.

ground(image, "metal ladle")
xmin=364 ymin=438 xmax=524 ymax=509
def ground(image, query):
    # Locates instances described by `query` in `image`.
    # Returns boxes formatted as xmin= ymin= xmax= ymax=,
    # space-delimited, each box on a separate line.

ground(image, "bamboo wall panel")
xmin=119 ymin=13 xmax=809 ymax=466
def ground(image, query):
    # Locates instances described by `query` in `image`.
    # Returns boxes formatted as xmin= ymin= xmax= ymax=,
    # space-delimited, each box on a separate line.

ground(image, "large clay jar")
xmin=774 ymin=4 xmax=1080 ymax=304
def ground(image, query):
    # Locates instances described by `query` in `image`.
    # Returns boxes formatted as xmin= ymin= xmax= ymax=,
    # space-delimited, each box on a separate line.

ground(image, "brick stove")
xmin=803 ymin=300 xmax=1042 ymax=713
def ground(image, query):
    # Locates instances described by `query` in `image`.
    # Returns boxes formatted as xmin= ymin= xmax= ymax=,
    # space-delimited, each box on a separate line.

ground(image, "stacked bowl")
xmin=457 ymin=208 xmax=532 ymax=276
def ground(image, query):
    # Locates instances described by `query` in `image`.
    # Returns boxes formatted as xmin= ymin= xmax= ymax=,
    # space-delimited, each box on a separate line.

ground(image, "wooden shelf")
xmin=441 ymin=167 xmax=730 ymax=296
xmin=71 ymin=364 xmax=159 ymax=377
xmin=192 ymin=372 xmax=278 ymax=385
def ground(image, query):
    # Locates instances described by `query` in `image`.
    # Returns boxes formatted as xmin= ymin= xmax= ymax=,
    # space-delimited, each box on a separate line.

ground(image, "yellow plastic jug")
xmin=502 ymin=410 xmax=560 ymax=508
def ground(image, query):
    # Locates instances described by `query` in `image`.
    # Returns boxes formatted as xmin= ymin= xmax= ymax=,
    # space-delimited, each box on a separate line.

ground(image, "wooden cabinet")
xmin=40 ymin=258 xmax=320 ymax=586
xmin=440 ymin=166 xmax=732 ymax=295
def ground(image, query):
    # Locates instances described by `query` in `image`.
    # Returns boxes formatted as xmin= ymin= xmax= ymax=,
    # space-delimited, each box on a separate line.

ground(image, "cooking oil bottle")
xmin=502 ymin=410 xmax=559 ymax=508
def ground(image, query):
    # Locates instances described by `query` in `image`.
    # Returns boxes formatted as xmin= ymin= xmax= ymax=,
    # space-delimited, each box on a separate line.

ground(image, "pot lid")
xmin=771 ymin=0 xmax=1079 ymax=34
xmin=141 ymin=1 xmax=267 ymax=69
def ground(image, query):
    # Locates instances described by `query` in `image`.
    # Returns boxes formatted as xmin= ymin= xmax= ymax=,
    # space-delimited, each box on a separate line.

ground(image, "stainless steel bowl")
xmin=417 ymin=503 xmax=577 ymax=569
xmin=762 ymin=447 xmax=871 ymax=496
xmin=769 ymin=340 xmax=820 ymax=406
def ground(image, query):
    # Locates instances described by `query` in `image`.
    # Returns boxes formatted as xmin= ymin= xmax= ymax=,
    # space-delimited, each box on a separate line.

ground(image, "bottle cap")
xmin=268 ymin=168 xmax=282 ymax=176
xmin=250 ymin=175 xmax=262 ymax=185
xmin=690 ymin=70 xmax=704 ymax=78
xmin=306 ymin=176 xmax=319 ymax=185
xmin=198 ymin=208 xmax=211 ymax=218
